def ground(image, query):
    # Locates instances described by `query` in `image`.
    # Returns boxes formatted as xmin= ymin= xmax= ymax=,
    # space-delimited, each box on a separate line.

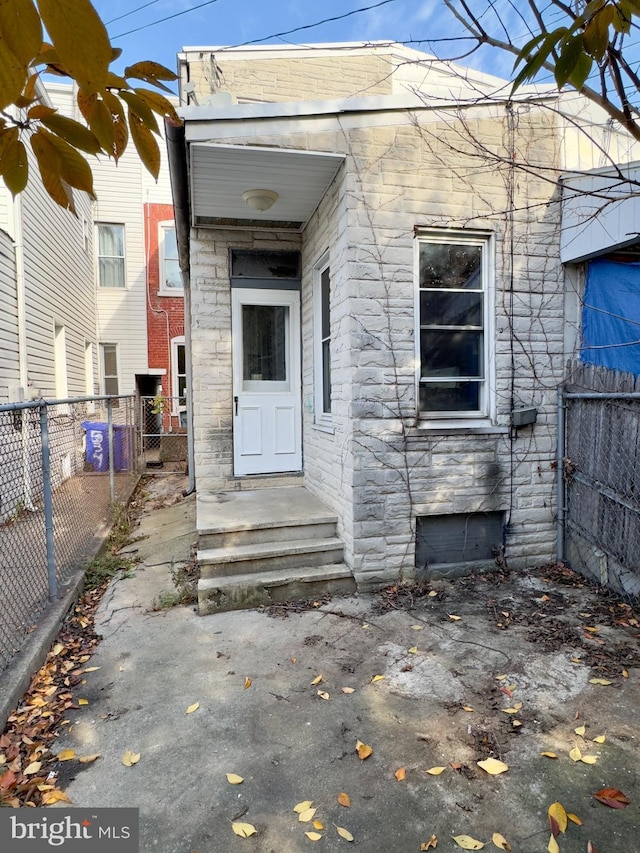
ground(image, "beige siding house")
xmin=169 ymin=43 xmax=637 ymax=610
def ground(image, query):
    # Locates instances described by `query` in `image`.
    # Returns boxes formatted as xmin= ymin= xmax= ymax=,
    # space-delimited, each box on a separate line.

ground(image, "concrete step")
xmin=199 ymin=519 xmax=337 ymax=550
xmin=198 ymin=563 xmax=356 ymax=615
xmin=198 ymin=537 xmax=344 ymax=578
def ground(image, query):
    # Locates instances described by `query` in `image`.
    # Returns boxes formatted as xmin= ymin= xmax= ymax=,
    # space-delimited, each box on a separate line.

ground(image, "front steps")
xmin=196 ymin=487 xmax=355 ymax=614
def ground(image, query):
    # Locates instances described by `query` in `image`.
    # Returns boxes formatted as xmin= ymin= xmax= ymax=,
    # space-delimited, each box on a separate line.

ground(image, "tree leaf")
xmin=119 ymin=90 xmax=159 ymax=133
xmin=581 ymin=754 xmax=598 ymax=764
xmin=40 ymin=113 xmax=102 ymax=155
xmin=124 ymin=59 xmax=178 ymax=92
xmin=540 ymin=752 xmax=558 ymax=759
xmin=574 ymin=725 xmax=586 ymax=736
xmin=411 ymin=624 xmax=425 ymax=630
xmin=0 ymin=131 xmax=28 ymax=196
xmin=294 ymin=801 xmax=314 ymax=813
xmin=548 ymin=802 xmax=568 ymax=836
xmin=244 ymin=677 xmax=251 ymax=689
xmin=121 ymin=750 xmax=140 ymax=767
xmin=226 ymin=773 xmax=243 ymax=784
xmin=231 ymin=822 xmax=257 ymax=838
xmin=305 ymin=832 xmax=323 ymax=841
xmin=186 ymin=702 xmax=200 ymax=714
xmin=426 ymin=766 xmax=446 ymax=775
xmin=492 ymin=833 xmax=511 ymax=851
xmin=24 ymin=761 xmax=42 ymax=774
xmin=133 ymin=87 xmax=180 ymax=123
xmin=593 ymin=787 xmax=631 ymax=808
xmin=394 ymin=767 xmax=406 ymax=781
xmin=589 ymin=678 xmax=612 ymax=685
xmin=310 ymin=674 xmax=323 ymax=685
xmin=317 ymin=690 xmax=330 ymax=700
xmin=298 ymin=807 xmax=317 ymax=822
xmin=338 ymin=792 xmax=351 ymax=807
xmin=30 ymin=129 xmax=75 ymax=212
xmin=0 ymin=0 xmax=42 ymax=66
xmin=57 ymin=749 xmax=76 ymax=762
xmin=408 ymin=646 xmax=418 ymax=654
xmin=370 ymin=675 xmax=385 ymax=683
xmin=463 ymin=706 xmax=474 ymax=712
xmin=593 ymin=735 xmax=606 ymax=743
xmin=356 ymin=740 xmax=373 ymax=760
xmin=336 ymin=826 xmax=354 ymax=842
xmin=477 ymin=758 xmax=508 ymax=775
xmin=567 ymin=812 xmax=582 ymax=825
xmin=78 ymin=754 xmax=100 ymax=764
xmin=421 ymin=836 xmax=438 ymax=850
xmin=452 ymin=835 xmax=484 ymax=849
xmin=448 ymin=615 xmax=462 ymax=621
xmin=547 ymin=835 xmax=560 ymax=853
xmin=37 ymin=128 xmax=95 ymax=197
xmin=86 ymin=96 xmax=115 ymax=154
xmin=569 ymin=746 xmax=582 ymax=761
xmin=341 ymin=687 xmax=355 ymax=694
xmin=313 ymin=820 xmax=324 ymax=830
xmin=38 ymin=0 xmax=111 ymax=93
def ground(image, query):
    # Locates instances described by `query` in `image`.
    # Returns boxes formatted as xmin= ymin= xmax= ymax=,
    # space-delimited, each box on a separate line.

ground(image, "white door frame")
xmin=231 ymin=288 xmax=302 ymax=476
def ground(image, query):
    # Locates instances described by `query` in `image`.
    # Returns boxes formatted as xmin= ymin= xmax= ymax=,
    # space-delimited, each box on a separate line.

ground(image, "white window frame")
xmin=171 ymin=336 xmax=187 ymax=419
xmin=96 ymin=223 xmax=126 ymax=289
xmin=158 ymin=221 xmax=182 ymax=295
xmin=100 ymin=343 xmax=120 ymax=396
xmin=54 ymin=323 xmax=68 ymax=400
xmin=313 ymin=251 xmax=332 ymax=428
xmin=414 ymin=230 xmax=495 ymax=426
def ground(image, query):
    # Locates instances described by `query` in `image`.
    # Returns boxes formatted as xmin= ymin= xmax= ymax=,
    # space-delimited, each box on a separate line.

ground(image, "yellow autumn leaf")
xmin=24 ymin=761 xmax=42 ymax=775
xmin=305 ymin=832 xmax=323 ymax=841
xmin=574 ymin=725 xmax=586 ymax=736
xmin=593 ymin=735 xmax=606 ymax=744
xmin=336 ymin=826 xmax=354 ymax=842
xmin=428 ymin=590 xmax=438 ymax=597
xmin=361 ymin=623 xmax=369 ymax=629
xmin=421 ymin=836 xmax=438 ymax=850
xmin=244 ymin=677 xmax=252 ymax=689
xmin=448 ymin=615 xmax=462 ymax=621
xmin=495 ymin=674 xmax=507 ymax=681
xmin=294 ymin=801 xmax=314 ymax=813
xmin=540 ymin=752 xmax=558 ymax=759
xmin=580 ymin=754 xmax=597 ymax=764
xmin=548 ymin=802 xmax=568 ymax=834
xmin=411 ymin=625 xmax=425 ymax=630
xmin=371 ymin=675 xmax=385 ymax=683
xmin=356 ymin=740 xmax=373 ymax=760
xmin=128 ymin=111 xmax=160 ymax=180
xmin=408 ymin=646 xmax=418 ymax=654
xmin=78 ymin=754 xmax=100 ymax=764
xmin=511 ymin=720 xmax=522 ymax=728
xmin=338 ymin=792 xmax=351 ymax=807
xmin=502 ymin=708 xmax=518 ymax=714
xmin=426 ymin=766 xmax=446 ymax=775
xmin=492 ymin=832 xmax=511 ymax=851
xmin=548 ymin=834 xmax=560 ymax=853
xmin=299 ymin=807 xmax=317 ymax=822
xmin=567 ymin=813 xmax=583 ymax=826
xmin=571 ymin=657 xmax=582 ymax=663
xmin=83 ymin=666 xmax=100 ymax=672
xmin=310 ymin=674 xmax=323 ymax=686
xmin=313 ymin=820 xmax=324 ymax=830
xmin=317 ymin=690 xmax=330 ymax=700
xmin=226 ymin=773 xmax=243 ymax=784
xmin=395 ymin=767 xmax=406 ymax=781
xmin=463 ymin=706 xmax=474 ymax=712
xmin=477 ymin=758 xmax=508 ymax=775
xmin=41 ymin=789 xmax=73 ymax=805
xmin=341 ymin=687 xmax=355 ymax=694
xmin=452 ymin=835 xmax=484 ymax=849
xmin=589 ymin=678 xmax=612 ymax=686
xmin=57 ymin=749 xmax=76 ymax=762
xmin=569 ymin=746 xmax=582 ymax=762
xmin=78 ymin=699 xmax=89 ymax=706
xmin=186 ymin=702 xmax=200 ymax=714
xmin=622 ymin=668 xmax=629 ymax=678
xmin=121 ymin=750 xmax=140 ymax=767
xmin=231 ymin=822 xmax=257 ymax=838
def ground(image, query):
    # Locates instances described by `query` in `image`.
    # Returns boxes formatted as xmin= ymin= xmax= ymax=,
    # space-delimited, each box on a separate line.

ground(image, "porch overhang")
xmin=188 ymin=142 xmax=345 ymax=231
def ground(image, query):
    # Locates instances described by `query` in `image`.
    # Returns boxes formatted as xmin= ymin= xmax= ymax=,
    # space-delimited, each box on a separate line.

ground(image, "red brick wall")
xmin=144 ymin=203 xmax=185 ymax=431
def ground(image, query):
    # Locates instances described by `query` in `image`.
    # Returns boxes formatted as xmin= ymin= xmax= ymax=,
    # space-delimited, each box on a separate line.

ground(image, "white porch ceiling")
xmin=189 ymin=143 xmax=345 ymax=230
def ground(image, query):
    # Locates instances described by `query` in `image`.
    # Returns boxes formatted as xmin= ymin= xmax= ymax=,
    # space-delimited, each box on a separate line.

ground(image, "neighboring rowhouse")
xmin=168 ymin=42 xmax=639 ymax=611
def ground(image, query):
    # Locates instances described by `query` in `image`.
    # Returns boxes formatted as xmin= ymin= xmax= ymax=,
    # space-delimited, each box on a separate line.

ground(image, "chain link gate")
xmin=139 ymin=395 xmax=188 ymax=472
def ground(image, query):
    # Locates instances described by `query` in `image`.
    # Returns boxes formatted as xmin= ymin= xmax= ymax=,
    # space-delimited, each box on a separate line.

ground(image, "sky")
xmin=91 ymin=0 xmax=522 ymax=91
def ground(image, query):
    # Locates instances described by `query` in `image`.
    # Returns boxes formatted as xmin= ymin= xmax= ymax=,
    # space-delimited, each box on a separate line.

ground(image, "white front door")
xmin=232 ymin=288 xmax=302 ymax=476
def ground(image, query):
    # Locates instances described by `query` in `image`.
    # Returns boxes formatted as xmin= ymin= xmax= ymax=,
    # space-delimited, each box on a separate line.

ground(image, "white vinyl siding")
xmin=0 ymin=229 xmax=19 ymax=401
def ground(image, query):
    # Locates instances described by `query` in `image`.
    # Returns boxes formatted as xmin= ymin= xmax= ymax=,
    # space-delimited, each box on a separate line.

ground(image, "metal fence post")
xmin=39 ymin=403 xmax=57 ymax=600
xmin=556 ymin=385 xmax=565 ymax=565
xmin=107 ymin=398 xmax=115 ymax=504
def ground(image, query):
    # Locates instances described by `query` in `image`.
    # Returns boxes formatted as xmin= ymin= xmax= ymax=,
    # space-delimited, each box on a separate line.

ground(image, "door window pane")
xmin=242 ymin=305 xmax=288 ymax=382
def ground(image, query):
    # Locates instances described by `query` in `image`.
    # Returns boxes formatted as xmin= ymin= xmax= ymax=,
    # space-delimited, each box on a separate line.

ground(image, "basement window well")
xmin=416 ymin=511 xmax=504 ymax=576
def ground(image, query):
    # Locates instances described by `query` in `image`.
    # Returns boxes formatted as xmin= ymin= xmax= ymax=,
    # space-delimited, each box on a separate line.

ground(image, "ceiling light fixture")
xmin=241 ymin=188 xmax=279 ymax=212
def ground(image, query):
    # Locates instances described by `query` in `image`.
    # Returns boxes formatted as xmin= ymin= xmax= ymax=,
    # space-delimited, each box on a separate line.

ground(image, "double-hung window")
xmin=417 ymin=232 xmax=491 ymax=419
xmin=97 ymin=224 xmax=125 ymax=288
xmin=100 ymin=343 xmax=119 ymax=395
xmin=313 ymin=253 xmax=332 ymax=425
xmin=159 ymin=222 xmax=182 ymax=293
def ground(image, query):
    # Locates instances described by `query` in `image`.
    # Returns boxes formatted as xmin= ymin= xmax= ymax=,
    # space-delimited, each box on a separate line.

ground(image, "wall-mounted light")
xmin=241 ymin=188 xmax=279 ymax=212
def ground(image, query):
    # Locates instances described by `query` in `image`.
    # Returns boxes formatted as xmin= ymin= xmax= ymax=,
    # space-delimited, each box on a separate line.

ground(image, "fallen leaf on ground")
xmin=394 ymin=767 xmax=406 ymax=781
xmin=421 ymin=836 xmax=438 ymax=850
xmin=502 ymin=708 xmax=519 ymax=715
xmin=57 ymin=749 xmax=76 ymax=762
xmin=244 ymin=677 xmax=251 ymax=689
xmin=448 ymin=615 xmax=462 ymax=621
xmin=540 ymin=752 xmax=558 ymax=759
xmin=356 ymin=740 xmax=373 ymax=760
xmin=408 ymin=646 xmax=418 ymax=654
xmin=581 ymin=754 xmax=598 ymax=764
xmin=411 ymin=625 xmax=425 ymax=630
xmin=587 ymin=841 xmax=600 ymax=853
xmin=567 ymin=813 xmax=582 ymax=825
xmin=593 ymin=735 xmax=606 ymax=743
xmin=186 ymin=702 xmax=200 ymax=714
xmin=495 ymin=675 xmax=506 ymax=681
xmin=338 ymin=792 xmax=351 ymax=807
xmin=548 ymin=802 xmax=568 ymax=836
xmin=78 ymin=699 xmax=89 ymax=706
xmin=305 ymin=832 xmax=322 ymax=841
xmin=298 ymin=807 xmax=317 ymax=822
xmin=336 ymin=826 xmax=354 ymax=842
xmin=294 ymin=801 xmax=314 ymax=813
xmin=78 ymin=754 xmax=100 ymax=764
xmin=622 ymin=669 xmax=629 ymax=678
xmin=24 ymin=761 xmax=42 ymax=775
xmin=231 ymin=822 xmax=257 ymax=838
xmin=588 ymin=678 xmax=612 ymax=686
xmin=574 ymin=725 xmax=586 ymax=736
xmin=226 ymin=773 xmax=243 ymax=784
xmin=370 ymin=675 xmax=385 ymax=684
xmin=317 ymin=690 xmax=330 ymax=700
xmin=341 ymin=687 xmax=355 ymax=694
xmin=310 ymin=675 xmax=323 ymax=686
xmin=426 ymin=766 xmax=445 ymax=775
xmin=121 ymin=750 xmax=140 ymax=767
xmin=41 ymin=789 xmax=72 ymax=805
xmin=313 ymin=820 xmax=324 ymax=830
xmin=593 ymin=787 xmax=631 ymax=808
xmin=569 ymin=746 xmax=582 ymax=762
xmin=428 ymin=590 xmax=438 ymax=597
xmin=492 ymin=832 xmax=511 ymax=850
xmin=452 ymin=834 xmax=484 ymax=849
xmin=547 ymin=835 xmax=559 ymax=853
xmin=477 ymin=758 xmax=508 ymax=775
xmin=83 ymin=666 xmax=100 ymax=672
xmin=463 ymin=706 xmax=474 ymax=712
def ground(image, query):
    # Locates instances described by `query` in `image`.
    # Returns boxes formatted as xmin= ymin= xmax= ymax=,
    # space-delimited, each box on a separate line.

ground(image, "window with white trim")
xmin=54 ymin=324 xmax=68 ymax=400
xmin=100 ymin=343 xmax=119 ymax=395
xmin=171 ymin=336 xmax=187 ymax=423
xmin=159 ymin=222 xmax=182 ymax=293
xmin=417 ymin=232 xmax=492 ymax=418
xmin=313 ymin=254 xmax=332 ymax=424
xmin=97 ymin=224 xmax=125 ymax=288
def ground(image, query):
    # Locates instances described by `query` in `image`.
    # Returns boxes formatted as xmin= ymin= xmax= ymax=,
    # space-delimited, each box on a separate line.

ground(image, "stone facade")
xmin=183 ymin=46 xmax=589 ymax=588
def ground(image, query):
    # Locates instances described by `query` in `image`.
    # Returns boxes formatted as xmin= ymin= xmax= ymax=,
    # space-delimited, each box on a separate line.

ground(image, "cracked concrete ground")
xmin=52 ymin=481 xmax=640 ymax=853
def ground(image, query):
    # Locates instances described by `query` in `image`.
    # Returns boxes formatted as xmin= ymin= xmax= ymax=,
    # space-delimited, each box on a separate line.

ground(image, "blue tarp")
xmin=582 ymin=259 xmax=640 ymax=375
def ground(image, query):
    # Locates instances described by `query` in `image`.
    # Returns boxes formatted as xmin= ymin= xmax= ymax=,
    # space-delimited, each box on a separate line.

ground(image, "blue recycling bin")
xmin=82 ymin=421 xmax=109 ymax=472
xmin=113 ymin=424 xmax=134 ymax=472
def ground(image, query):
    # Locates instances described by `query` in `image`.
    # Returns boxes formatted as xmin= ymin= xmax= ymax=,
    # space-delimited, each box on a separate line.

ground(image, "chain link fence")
xmin=140 ymin=395 xmax=188 ymax=472
xmin=0 ymin=396 xmax=139 ymax=672
xmin=560 ymin=363 xmax=640 ymax=598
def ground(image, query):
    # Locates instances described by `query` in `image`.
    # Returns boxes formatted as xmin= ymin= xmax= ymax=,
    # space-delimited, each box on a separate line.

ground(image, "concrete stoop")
xmin=195 ymin=487 xmax=355 ymax=614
